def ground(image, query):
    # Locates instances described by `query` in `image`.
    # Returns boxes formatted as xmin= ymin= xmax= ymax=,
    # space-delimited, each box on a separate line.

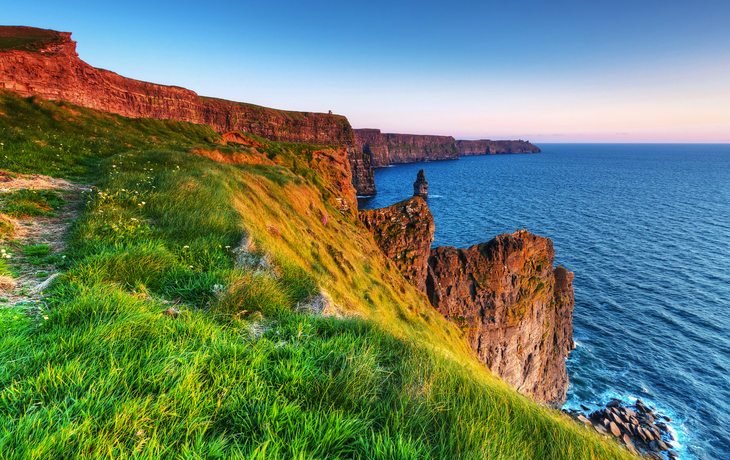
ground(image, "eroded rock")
xmin=427 ymin=230 xmax=575 ymax=405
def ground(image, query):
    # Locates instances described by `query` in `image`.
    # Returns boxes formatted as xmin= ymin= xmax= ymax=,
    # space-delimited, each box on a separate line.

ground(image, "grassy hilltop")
xmin=0 ymin=91 xmax=636 ymax=459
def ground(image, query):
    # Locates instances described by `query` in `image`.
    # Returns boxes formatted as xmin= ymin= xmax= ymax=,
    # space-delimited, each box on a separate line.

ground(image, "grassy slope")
xmin=0 ymin=91 xmax=636 ymax=459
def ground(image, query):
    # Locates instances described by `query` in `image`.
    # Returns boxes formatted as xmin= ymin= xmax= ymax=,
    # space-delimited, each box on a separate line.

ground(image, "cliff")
xmin=0 ymin=26 xmax=377 ymax=196
xmin=354 ymin=129 xmax=459 ymax=166
xmin=361 ymin=195 xmax=574 ymax=404
xmin=428 ymin=231 xmax=574 ymax=405
xmin=354 ymin=129 xmax=540 ymax=167
xmin=457 ymin=139 xmax=541 ymax=155
xmin=359 ymin=197 xmax=434 ymax=293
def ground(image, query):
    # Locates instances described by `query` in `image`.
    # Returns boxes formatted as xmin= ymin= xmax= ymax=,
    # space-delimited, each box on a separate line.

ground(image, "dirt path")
xmin=0 ymin=171 xmax=91 ymax=310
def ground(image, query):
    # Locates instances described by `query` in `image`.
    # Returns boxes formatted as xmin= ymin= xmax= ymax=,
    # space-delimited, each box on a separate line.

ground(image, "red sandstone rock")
xmin=0 ymin=26 xmax=376 ymax=196
xmin=354 ymin=129 xmax=459 ymax=166
xmin=427 ymin=230 xmax=575 ymax=404
xmin=359 ymin=197 xmax=434 ymax=293
xmin=456 ymin=139 xmax=541 ymax=155
xmin=360 ymin=194 xmax=575 ymax=404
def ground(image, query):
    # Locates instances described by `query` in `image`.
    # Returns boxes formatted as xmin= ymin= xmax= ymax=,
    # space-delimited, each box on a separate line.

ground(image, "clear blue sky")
xmin=4 ymin=1 xmax=730 ymax=142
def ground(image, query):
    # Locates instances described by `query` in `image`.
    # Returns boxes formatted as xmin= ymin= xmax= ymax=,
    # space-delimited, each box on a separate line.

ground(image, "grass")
xmin=0 ymin=215 xmax=13 ymax=239
xmin=0 ymin=189 xmax=66 ymax=218
xmin=0 ymin=91 xmax=638 ymax=459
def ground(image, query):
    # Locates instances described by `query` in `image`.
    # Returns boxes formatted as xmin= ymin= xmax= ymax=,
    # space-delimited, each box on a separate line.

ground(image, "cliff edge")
xmin=0 ymin=26 xmax=377 ymax=195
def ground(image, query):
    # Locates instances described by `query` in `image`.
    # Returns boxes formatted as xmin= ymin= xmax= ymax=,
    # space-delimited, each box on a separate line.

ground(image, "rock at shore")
xmin=567 ymin=398 xmax=680 ymax=459
xmin=413 ymin=169 xmax=428 ymax=198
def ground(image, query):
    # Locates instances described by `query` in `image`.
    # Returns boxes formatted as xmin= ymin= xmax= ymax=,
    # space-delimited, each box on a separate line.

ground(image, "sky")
xmin=3 ymin=0 xmax=730 ymax=142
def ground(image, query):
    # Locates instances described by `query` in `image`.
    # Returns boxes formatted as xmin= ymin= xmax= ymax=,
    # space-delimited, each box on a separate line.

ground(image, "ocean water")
xmin=358 ymin=144 xmax=730 ymax=460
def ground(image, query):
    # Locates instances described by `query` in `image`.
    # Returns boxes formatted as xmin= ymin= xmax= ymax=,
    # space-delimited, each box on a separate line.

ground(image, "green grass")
xmin=0 ymin=215 xmax=13 ymax=239
xmin=0 ymin=189 xmax=66 ymax=218
xmin=0 ymin=91 xmax=637 ymax=459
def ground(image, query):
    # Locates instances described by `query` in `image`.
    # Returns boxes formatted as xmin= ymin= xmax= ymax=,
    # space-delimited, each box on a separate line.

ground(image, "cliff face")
xmin=346 ymin=146 xmax=376 ymax=196
xmin=354 ymin=129 xmax=540 ymax=167
xmin=359 ymin=197 xmax=434 ymax=293
xmin=354 ymin=129 xmax=459 ymax=166
xmin=0 ymin=26 xmax=376 ymax=196
xmin=361 ymin=195 xmax=574 ymax=404
xmin=427 ymin=231 xmax=574 ymax=405
xmin=457 ymin=140 xmax=541 ymax=155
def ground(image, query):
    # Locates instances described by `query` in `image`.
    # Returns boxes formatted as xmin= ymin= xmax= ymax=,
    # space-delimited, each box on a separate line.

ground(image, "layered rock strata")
xmin=359 ymin=197 xmax=434 ymax=293
xmin=428 ymin=231 xmax=574 ymax=404
xmin=457 ymin=139 xmax=541 ymax=155
xmin=0 ymin=26 xmax=376 ymax=196
xmin=354 ymin=129 xmax=540 ymax=167
xmin=354 ymin=129 xmax=459 ymax=166
xmin=361 ymin=197 xmax=574 ymax=404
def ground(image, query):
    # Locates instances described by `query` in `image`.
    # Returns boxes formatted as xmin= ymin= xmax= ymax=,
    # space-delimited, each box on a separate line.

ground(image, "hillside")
xmin=0 ymin=91 xmax=639 ymax=459
xmin=0 ymin=26 xmax=376 ymax=197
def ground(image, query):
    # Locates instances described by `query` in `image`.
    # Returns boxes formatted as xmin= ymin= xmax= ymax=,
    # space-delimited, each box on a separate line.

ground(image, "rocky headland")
xmin=360 ymin=172 xmax=575 ymax=405
xmin=457 ymin=139 xmax=541 ymax=155
xmin=354 ymin=128 xmax=540 ymax=167
xmin=427 ymin=232 xmax=575 ymax=405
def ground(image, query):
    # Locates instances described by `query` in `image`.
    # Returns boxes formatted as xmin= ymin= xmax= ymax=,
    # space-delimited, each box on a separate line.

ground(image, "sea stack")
xmin=414 ymin=169 xmax=429 ymax=198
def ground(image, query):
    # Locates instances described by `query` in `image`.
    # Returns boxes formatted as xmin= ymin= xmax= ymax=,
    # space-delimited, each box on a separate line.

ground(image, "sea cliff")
xmin=428 ymin=233 xmax=575 ymax=405
xmin=0 ymin=26 xmax=377 ymax=195
xmin=1 ymin=25 xmax=571 ymax=404
xmin=354 ymin=128 xmax=540 ymax=167
xmin=360 ymin=192 xmax=574 ymax=404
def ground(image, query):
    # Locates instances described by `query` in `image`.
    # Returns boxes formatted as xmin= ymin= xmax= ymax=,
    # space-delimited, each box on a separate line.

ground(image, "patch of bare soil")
xmin=0 ymin=173 xmax=91 ymax=312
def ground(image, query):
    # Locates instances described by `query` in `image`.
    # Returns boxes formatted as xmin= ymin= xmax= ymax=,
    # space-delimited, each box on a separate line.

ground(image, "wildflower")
xmin=183 ymin=245 xmax=189 ymax=249
xmin=43 ymin=316 xmax=49 ymax=320
xmin=112 ymin=165 xmax=116 ymax=168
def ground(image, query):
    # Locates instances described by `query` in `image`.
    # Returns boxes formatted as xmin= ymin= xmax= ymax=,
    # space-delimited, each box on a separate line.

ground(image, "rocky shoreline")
xmin=564 ymin=398 xmax=680 ymax=459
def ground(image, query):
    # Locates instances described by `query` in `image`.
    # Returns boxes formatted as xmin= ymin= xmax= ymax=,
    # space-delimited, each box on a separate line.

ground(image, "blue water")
xmin=358 ymin=144 xmax=730 ymax=460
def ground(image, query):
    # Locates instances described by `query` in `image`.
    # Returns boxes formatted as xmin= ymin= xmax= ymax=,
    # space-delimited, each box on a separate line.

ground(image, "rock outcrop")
xmin=361 ymin=194 xmax=574 ymax=404
xmin=413 ymin=170 xmax=428 ymax=198
xmin=457 ymin=139 xmax=541 ymax=155
xmin=0 ymin=26 xmax=377 ymax=196
xmin=354 ymin=129 xmax=540 ymax=167
xmin=427 ymin=231 xmax=574 ymax=405
xmin=359 ymin=197 xmax=434 ymax=293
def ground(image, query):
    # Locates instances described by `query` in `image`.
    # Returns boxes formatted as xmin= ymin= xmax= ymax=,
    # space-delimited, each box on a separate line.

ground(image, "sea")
xmin=358 ymin=144 xmax=730 ymax=460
